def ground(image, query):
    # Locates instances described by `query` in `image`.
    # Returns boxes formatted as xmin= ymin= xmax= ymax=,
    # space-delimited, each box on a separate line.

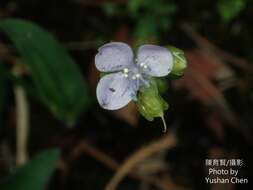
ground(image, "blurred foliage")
xmin=103 ymin=0 xmax=177 ymax=44
xmin=128 ymin=0 xmax=177 ymax=44
xmin=218 ymin=0 xmax=247 ymax=23
xmin=0 ymin=149 xmax=59 ymax=190
xmin=0 ymin=19 xmax=91 ymax=125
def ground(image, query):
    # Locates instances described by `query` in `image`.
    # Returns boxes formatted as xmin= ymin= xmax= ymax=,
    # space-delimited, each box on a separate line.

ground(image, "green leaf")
xmin=0 ymin=149 xmax=59 ymax=190
xmin=218 ymin=0 xmax=247 ymax=23
xmin=0 ymin=19 xmax=90 ymax=124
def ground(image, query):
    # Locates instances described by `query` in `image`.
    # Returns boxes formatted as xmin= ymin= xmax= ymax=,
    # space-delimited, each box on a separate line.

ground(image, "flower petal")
xmin=95 ymin=42 xmax=134 ymax=72
xmin=96 ymin=72 xmax=134 ymax=110
xmin=137 ymin=45 xmax=173 ymax=77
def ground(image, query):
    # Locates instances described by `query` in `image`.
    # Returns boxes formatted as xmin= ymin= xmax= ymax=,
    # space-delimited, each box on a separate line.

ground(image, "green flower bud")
xmin=168 ymin=46 xmax=187 ymax=77
xmin=136 ymin=79 xmax=169 ymax=131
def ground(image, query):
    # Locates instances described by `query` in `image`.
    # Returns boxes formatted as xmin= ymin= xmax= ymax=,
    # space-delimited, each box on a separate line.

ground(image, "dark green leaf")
xmin=0 ymin=149 xmax=59 ymax=190
xmin=0 ymin=19 xmax=90 ymax=124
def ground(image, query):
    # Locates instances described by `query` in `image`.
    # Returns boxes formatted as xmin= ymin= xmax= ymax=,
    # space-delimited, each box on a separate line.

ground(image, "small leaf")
xmin=0 ymin=19 xmax=90 ymax=124
xmin=168 ymin=46 xmax=187 ymax=77
xmin=0 ymin=149 xmax=59 ymax=190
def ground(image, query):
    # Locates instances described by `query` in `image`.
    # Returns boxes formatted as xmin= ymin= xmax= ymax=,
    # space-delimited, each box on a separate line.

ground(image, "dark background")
xmin=0 ymin=0 xmax=252 ymax=190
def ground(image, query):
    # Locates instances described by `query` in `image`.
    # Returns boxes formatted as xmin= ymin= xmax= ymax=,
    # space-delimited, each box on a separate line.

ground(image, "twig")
xmin=69 ymin=140 xmax=144 ymax=180
xmin=104 ymin=133 xmax=176 ymax=190
xmin=70 ymin=140 xmax=119 ymax=171
xmin=68 ymin=137 xmax=180 ymax=190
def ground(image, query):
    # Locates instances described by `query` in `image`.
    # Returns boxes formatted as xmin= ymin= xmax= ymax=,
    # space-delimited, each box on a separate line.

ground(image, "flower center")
xmin=121 ymin=60 xmax=150 ymax=91
xmin=139 ymin=62 xmax=148 ymax=69
xmin=122 ymin=60 xmax=149 ymax=80
xmin=122 ymin=66 xmax=142 ymax=80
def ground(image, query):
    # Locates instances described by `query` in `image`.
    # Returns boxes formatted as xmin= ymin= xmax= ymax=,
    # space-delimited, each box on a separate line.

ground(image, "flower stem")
xmin=160 ymin=114 xmax=167 ymax=132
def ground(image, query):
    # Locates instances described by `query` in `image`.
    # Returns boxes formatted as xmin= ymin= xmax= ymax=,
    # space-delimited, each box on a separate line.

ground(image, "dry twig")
xmin=68 ymin=140 xmax=154 ymax=184
xmin=104 ymin=133 xmax=176 ymax=190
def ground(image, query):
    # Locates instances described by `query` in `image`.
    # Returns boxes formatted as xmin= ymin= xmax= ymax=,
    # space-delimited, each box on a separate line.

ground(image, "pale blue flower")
xmin=95 ymin=42 xmax=173 ymax=110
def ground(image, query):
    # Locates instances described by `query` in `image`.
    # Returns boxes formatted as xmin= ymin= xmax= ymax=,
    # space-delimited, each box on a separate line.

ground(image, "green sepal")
xmin=168 ymin=45 xmax=187 ymax=77
xmin=136 ymin=79 xmax=168 ymax=121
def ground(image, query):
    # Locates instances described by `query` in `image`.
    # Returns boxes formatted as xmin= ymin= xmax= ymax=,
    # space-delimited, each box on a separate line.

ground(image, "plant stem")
xmin=14 ymin=84 xmax=29 ymax=166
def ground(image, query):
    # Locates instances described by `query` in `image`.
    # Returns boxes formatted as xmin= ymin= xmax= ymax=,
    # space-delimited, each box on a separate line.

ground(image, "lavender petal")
xmin=137 ymin=45 xmax=173 ymax=77
xmin=96 ymin=72 xmax=134 ymax=110
xmin=95 ymin=42 xmax=134 ymax=72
